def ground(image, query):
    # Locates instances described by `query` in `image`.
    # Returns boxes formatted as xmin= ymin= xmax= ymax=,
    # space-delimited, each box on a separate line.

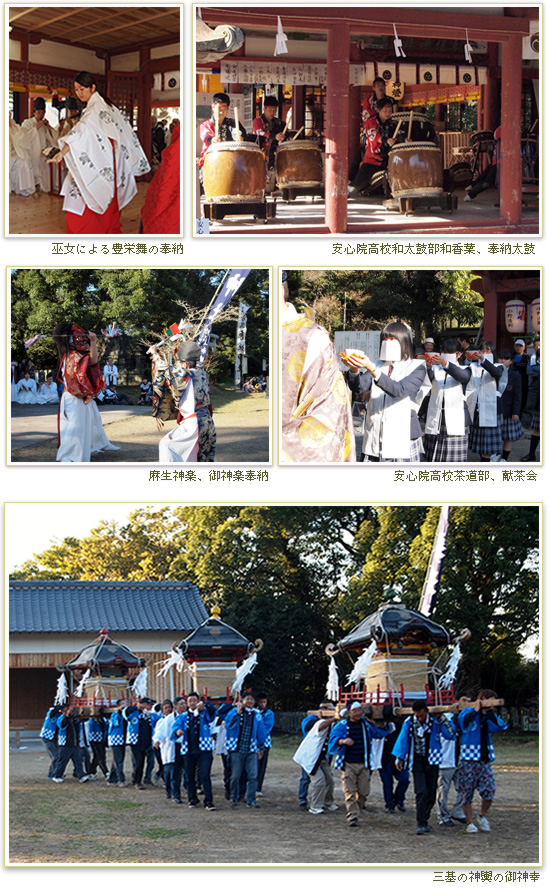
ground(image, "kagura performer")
xmin=53 ymin=323 xmax=120 ymax=462
xmin=152 ymin=341 xmax=216 ymax=463
xmin=47 ymin=71 xmax=150 ymax=234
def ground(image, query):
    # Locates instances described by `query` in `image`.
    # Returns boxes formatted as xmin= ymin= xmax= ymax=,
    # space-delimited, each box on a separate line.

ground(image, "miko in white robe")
xmin=56 ymin=91 xmax=150 ymax=232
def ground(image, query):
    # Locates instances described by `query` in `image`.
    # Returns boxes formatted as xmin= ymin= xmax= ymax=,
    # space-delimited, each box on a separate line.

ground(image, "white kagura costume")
xmin=158 ymin=377 xmax=199 ymax=463
xmin=58 ymin=91 xmax=150 ymax=220
xmin=56 ymin=353 xmax=116 ymax=463
xmin=16 ymin=378 xmax=38 ymax=404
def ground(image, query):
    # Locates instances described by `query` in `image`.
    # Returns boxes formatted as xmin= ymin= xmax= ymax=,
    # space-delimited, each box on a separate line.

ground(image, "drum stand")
xmin=279 ymin=185 xmax=324 ymax=203
xmin=202 ymin=197 xmax=277 ymax=223
xmin=383 ymin=192 xmax=457 ymax=216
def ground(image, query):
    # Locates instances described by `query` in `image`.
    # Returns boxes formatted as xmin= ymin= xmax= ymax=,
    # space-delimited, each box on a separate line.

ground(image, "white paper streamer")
xmin=132 ymin=666 xmax=148 ymax=698
xmin=325 ymin=656 xmax=340 ymax=702
xmin=346 ymin=640 xmax=377 ymax=686
xmin=439 ymin=643 xmax=462 ymax=689
xmin=230 ymin=652 xmax=258 ymax=694
xmin=155 ymin=649 xmax=185 ymax=678
xmin=393 ymin=24 xmax=406 ymax=58
xmin=464 ymin=30 xmax=473 ymax=64
xmin=54 ymin=673 xmax=69 ymax=705
xmin=274 ymin=16 xmax=288 ymax=56
xmin=74 ymin=668 xmax=90 ymax=698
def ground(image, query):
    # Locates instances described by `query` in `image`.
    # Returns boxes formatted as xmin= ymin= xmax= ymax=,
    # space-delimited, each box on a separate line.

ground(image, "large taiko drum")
xmin=388 ymin=142 xmax=444 ymax=199
xmin=275 ymin=141 xmax=323 ymax=188
xmin=203 ymin=141 xmax=265 ymax=203
xmin=389 ymin=111 xmax=438 ymax=145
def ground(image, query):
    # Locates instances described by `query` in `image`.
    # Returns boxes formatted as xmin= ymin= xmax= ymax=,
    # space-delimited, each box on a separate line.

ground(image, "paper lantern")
xmin=505 ymin=299 xmax=526 ymax=333
xmin=529 ymin=298 xmax=540 ymax=333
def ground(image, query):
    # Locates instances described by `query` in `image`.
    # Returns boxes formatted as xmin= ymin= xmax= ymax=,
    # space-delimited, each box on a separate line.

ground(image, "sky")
xmin=5 ymin=502 xmax=154 ymax=572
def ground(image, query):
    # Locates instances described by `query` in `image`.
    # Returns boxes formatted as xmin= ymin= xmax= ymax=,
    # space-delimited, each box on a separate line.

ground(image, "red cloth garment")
xmin=66 ymin=138 xmax=122 ymax=234
xmin=362 ymin=116 xmax=383 ymax=167
xmin=140 ymin=124 xmax=180 ymax=234
xmin=62 ymin=353 xmax=104 ymax=403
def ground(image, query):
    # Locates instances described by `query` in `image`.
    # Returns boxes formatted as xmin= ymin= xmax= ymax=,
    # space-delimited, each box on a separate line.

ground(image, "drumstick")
xmin=234 ymin=105 xmax=240 ymax=135
xmin=407 ymin=109 xmax=414 ymax=141
xmin=292 ymin=126 xmax=304 ymax=141
xmin=392 ymin=120 xmax=402 ymax=139
xmin=281 ymin=120 xmax=289 ymax=139
xmin=529 ymin=119 xmax=538 ymax=133
xmin=214 ymin=103 xmax=219 ymax=139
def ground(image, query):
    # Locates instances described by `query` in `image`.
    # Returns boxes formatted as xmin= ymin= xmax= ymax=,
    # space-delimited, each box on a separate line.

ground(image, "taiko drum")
xmin=388 ymin=142 xmax=444 ymax=199
xmin=276 ymin=141 xmax=323 ymax=188
xmin=203 ymin=142 xmax=265 ymax=203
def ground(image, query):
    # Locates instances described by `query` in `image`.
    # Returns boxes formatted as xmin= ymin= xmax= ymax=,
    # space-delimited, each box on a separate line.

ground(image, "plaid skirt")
xmin=530 ymin=409 xmax=540 ymax=430
xmin=469 ymin=416 xmax=502 ymax=455
xmin=365 ymin=437 xmax=423 ymax=463
xmin=500 ymin=416 xmax=524 ymax=441
xmin=424 ymin=416 xmax=469 ymax=462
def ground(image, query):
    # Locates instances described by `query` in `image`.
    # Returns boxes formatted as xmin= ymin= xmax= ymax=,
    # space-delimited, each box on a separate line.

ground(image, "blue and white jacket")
xmin=328 ymin=717 xmax=389 ymax=770
xmin=107 ymin=709 xmax=127 ymax=746
xmin=124 ymin=706 xmax=154 ymax=746
xmin=170 ymin=703 xmax=216 ymax=754
xmin=458 ymin=707 xmax=507 ymax=763
xmin=392 ymin=714 xmax=455 ymax=770
xmin=259 ymin=708 xmax=275 ymax=748
xmin=40 ymin=707 xmax=62 ymax=741
xmin=88 ymin=715 xmax=108 ymax=744
xmin=224 ymin=706 xmax=266 ymax=753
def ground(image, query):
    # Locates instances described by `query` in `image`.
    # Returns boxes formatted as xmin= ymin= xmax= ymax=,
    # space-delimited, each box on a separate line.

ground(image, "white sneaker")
xmin=478 ymin=815 xmax=491 ymax=832
xmin=465 ymin=823 xmax=478 ymax=833
xmin=308 ymin=807 xmax=324 ymax=815
xmin=52 ymin=777 xmax=64 ymax=783
xmin=326 ymin=803 xmax=339 ymax=811
xmin=256 ymin=791 xmax=264 ymax=797
xmin=79 ymin=775 xmax=90 ymax=783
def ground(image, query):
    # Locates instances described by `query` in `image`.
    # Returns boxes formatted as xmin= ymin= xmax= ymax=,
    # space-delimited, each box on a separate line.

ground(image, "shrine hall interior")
xmin=9 ymin=5 xmax=181 ymax=235
xmin=196 ymin=5 xmax=539 ymax=235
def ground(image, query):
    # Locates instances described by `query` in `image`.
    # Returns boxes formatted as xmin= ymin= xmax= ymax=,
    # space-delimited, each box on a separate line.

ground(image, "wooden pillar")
xmin=138 ymin=46 xmax=152 ymax=166
xmin=348 ymin=86 xmax=361 ymax=163
xmin=484 ymin=43 xmax=499 ymax=132
xmin=325 ymin=22 xmax=350 ymax=234
xmin=500 ymin=35 xmax=522 ymax=226
xmin=293 ymin=86 xmax=305 ymax=131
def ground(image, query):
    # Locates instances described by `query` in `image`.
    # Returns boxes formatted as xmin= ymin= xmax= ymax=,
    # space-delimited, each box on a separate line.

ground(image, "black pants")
xmin=53 ymin=745 xmax=85 ymax=780
xmin=89 ymin=741 xmax=108 ymax=777
xmin=184 ymin=751 xmax=213 ymax=806
xmin=412 ymin=755 xmax=439 ymax=826
xmin=257 ymin=746 xmax=270 ymax=792
xmin=173 ymin=745 xmax=184 ymax=800
xmin=352 ymin=162 xmax=388 ymax=194
xmin=131 ymin=745 xmax=148 ymax=785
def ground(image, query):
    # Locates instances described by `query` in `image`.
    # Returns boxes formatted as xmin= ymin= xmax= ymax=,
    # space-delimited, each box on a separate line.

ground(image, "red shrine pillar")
xmin=499 ymin=35 xmax=523 ymax=226
xmin=138 ymin=47 xmax=153 ymax=167
xmin=480 ymin=273 xmax=498 ymax=346
xmin=325 ymin=22 xmax=350 ymax=234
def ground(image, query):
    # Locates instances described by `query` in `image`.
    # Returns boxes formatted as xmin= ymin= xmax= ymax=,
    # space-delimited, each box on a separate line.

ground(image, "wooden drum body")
xmin=276 ymin=141 xmax=323 ymax=188
xmin=388 ymin=142 xmax=443 ymax=199
xmin=203 ymin=141 xmax=265 ymax=203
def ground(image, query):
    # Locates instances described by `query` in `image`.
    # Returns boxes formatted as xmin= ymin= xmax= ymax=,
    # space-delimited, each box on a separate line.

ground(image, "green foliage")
xmin=10 ymin=268 xmax=269 ymax=369
xmin=11 ymin=506 xmax=538 ymax=707
xmin=290 ymin=270 xmax=483 ymax=340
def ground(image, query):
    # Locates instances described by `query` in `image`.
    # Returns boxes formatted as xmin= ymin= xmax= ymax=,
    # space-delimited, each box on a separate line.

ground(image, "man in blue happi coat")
xmin=171 ymin=692 xmax=217 ymax=809
xmin=225 ymin=691 xmax=266 ymax=808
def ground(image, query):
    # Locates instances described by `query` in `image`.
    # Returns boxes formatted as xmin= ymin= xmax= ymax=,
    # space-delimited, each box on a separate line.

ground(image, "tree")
xmin=11 ymin=506 xmax=538 ymax=705
xmin=10 ymin=268 xmax=269 ymax=380
xmin=287 ymin=270 xmax=483 ymax=341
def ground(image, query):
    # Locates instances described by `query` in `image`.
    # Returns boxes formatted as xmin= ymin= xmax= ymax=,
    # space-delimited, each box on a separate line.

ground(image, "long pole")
xmin=343 ymin=292 xmax=347 ymax=331
xmin=196 ymin=269 xmax=231 ymax=334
